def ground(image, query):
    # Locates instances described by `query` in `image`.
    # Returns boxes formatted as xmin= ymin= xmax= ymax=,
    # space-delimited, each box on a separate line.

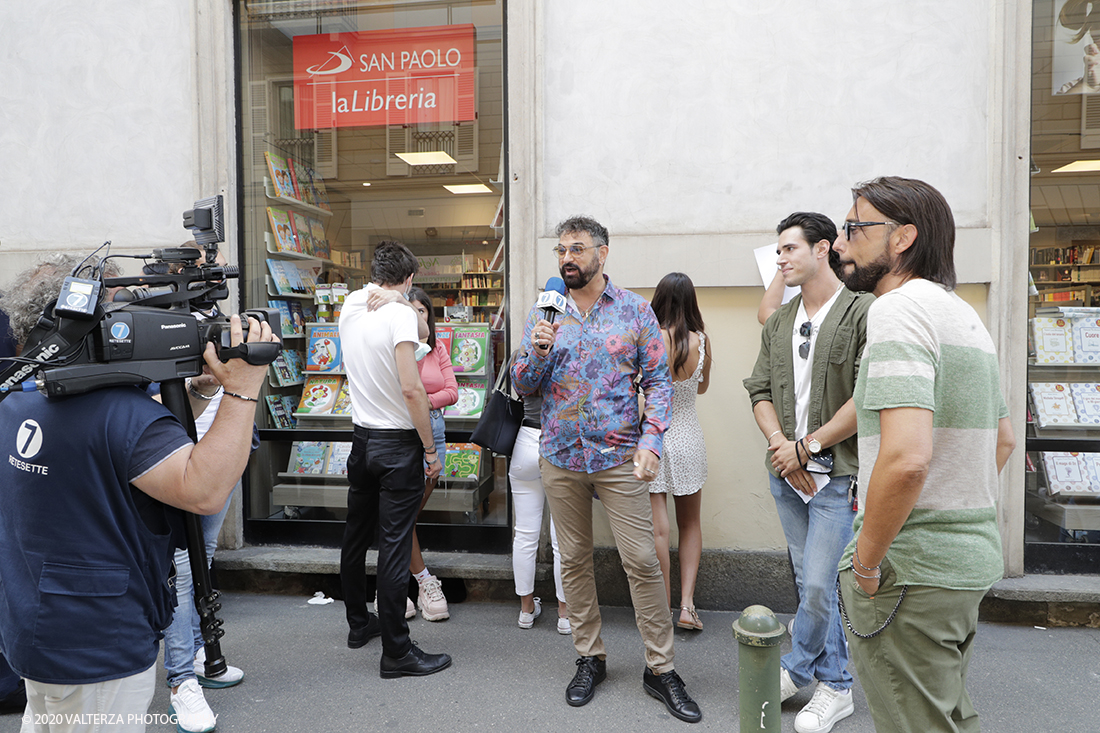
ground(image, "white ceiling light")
xmin=1051 ymin=160 xmax=1100 ymax=173
xmin=362 ymin=182 xmax=371 ymax=186
xmin=444 ymin=184 xmax=493 ymax=194
xmin=396 ymin=151 xmax=457 ymax=166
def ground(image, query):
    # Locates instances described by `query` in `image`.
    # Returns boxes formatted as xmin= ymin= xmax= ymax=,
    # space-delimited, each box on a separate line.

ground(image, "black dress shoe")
xmin=347 ymin=614 xmax=381 ymax=649
xmin=565 ymin=656 xmax=606 ymax=707
xmin=643 ymin=667 xmax=702 ymax=723
xmin=379 ymin=643 xmax=452 ymax=678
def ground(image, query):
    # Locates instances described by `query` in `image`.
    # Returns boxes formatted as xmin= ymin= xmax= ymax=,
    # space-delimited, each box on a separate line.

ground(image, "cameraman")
xmin=0 ymin=254 xmax=277 ymax=732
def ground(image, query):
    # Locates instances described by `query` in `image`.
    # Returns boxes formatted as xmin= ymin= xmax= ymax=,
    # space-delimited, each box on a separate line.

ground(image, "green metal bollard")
xmin=732 ymin=604 xmax=786 ymax=732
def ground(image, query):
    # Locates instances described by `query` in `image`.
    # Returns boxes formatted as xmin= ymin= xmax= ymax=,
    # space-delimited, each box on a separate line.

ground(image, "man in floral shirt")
xmin=512 ymin=215 xmax=701 ymax=724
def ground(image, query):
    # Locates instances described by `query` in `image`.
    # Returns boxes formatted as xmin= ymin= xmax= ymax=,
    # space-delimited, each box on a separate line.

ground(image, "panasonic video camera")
xmin=0 ymin=195 xmax=280 ymax=400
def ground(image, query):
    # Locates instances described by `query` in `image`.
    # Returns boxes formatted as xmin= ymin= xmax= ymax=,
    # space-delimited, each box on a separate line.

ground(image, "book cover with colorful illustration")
xmin=287 ymin=440 xmax=329 ymax=475
xmin=280 ymin=395 xmax=299 ymax=427
xmin=306 ymin=324 xmax=342 ymax=372
xmin=265 ymin=152 xmax=297 ymax=198
xmin=286 ymin=300 xmax=306 ymax=335
xmin=330 ymin=379 xmax=352 ymax=415
xmin=266 ymin=259 xmax=293 ymax=295
xmin=267 ymin=207 xmax=298 ymax=253
xmin=307 ymin=167 xmax=331 ymax=211
xmin=308 ymin=217 xmax=330 ymax=260
xmin=449 ymin=325 xmax=490 ymax=375
xmin=443 ymin=442 xmax=483 ymax=481
xmin=268 ymin=300 xmax=295 ymax=338
xmin=265 ymin=395 xmax=293 ymax=428
xmin=296 ymin=375 xmax=342 ymax=414
xmin=435 ymin=325 xmax=454 ymax=359
xmin=443 ymin=376 xmax=488 ymax=419
xmin=291 ymin=211 xmax=314 ymax=256
xmin=325 ymin=442 xmax=352 ymax=475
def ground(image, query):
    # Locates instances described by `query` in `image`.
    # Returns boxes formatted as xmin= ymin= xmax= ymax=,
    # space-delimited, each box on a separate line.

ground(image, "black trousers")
xmin=340 ymin=426 xmax=425 ymax=658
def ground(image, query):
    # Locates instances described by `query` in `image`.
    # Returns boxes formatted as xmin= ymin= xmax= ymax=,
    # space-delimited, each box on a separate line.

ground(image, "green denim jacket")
xmin=742 ymin=287 xmax=873 ymax=479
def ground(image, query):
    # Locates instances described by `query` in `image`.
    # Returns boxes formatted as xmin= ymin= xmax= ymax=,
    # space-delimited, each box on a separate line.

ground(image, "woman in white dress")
xmin=649 ymin=272 xmax=711 ymax=631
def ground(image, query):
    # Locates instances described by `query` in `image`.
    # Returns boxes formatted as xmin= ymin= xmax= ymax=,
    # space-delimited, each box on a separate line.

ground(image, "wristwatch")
xmin=806 ymin=434 xmax=822 ymax=455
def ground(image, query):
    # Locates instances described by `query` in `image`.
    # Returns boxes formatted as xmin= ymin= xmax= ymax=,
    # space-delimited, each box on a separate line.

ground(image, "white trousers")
xmin=22 ymin=664 xmax=156 ymax=733
xmin=509 ymin=426 xmax=564 ymax=601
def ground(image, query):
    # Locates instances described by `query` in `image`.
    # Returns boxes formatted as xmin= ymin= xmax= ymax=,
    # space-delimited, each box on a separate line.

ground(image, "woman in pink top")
xmin=407 ymin=287 xmax=458 ymax=621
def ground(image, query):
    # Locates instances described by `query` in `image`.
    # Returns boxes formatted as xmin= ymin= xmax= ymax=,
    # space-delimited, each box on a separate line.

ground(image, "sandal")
xmin=676 ymin=606 xmax=703 ymax=631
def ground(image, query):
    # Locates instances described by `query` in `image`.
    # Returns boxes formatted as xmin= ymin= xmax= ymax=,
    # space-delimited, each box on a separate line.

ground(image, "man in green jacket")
xmin=743 ymin=211 xmax=872 ymax=733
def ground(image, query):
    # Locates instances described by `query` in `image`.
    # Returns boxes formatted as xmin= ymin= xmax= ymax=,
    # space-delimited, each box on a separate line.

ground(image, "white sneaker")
xmin=557 ymin=615 xmax=572 ymax=635
xmin=794 ymin=683 xmax=854 ymax=733
xmin=780 ymin=666 xmax=799 ymax=702
xmin=417 ymin=575 xmax=450 ymax=621
xmin=518 ymin=597 xmax=542 ymax=629
xmin=374 ymin=591 xmax=417 ymax=619
xmin=169 ymin=678 xmax=216 ymax=733
xmin=193 ymin=647 xmax=244 ymax=689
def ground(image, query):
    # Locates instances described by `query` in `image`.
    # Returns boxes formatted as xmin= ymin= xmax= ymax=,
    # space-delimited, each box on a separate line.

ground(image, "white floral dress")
xmin=650 ymin=332 xmax=707 ymax=496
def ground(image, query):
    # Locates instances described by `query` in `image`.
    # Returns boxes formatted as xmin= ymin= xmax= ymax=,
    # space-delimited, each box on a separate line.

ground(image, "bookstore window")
xmin=238 ymin=0 xmax=508 ymax=548
xmin=1025 ymin=0 xmax=1100 ymax=572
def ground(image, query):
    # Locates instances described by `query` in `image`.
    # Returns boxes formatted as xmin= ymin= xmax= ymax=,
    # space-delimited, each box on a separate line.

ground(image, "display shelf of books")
xmin=261 ymin=317 xmax=496 ymax=520
xmin=1026 ymin=304 xmax=1100 ymax=531
xmin=270 ymin=441 xmax=492 ymax=520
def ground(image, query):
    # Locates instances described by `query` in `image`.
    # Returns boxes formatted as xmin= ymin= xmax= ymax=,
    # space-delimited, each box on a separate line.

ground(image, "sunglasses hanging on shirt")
xmin=798 ymin=320 xmax=813 ymax=359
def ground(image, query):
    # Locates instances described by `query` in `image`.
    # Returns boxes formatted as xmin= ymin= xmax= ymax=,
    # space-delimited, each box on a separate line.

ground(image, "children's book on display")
xmin=306 ymin=324 xmax=342 ymax=372
xmin=1029 ymin=382 xmax=1078 ymax=428
xmin=449 ymin=325 xmax=490 ymax=376
xmin=296 ymin=375 xmax=343 ymax=415
xmin=443 ymin=376 xmax=488 ymax=419
xmin=443 ymin=442 xmax=483 ymax=482
xmin=265 ymin=152 xmax=297 ymax=199
xmin=267 ymin=207 xmax=299 ymax=253
xmin=326 ymin=442 xmax=352 ymax=475
xmin=288 ymin=441 xmax=329 ymax=475
xmin=1030 ymin=317 xmax=1074 ymax=363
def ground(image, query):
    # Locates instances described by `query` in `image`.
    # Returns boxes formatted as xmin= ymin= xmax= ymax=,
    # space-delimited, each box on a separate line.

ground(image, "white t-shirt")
xmin=791 ymin=285 xmax=843 ymax=439
xmin=339 ymin=283 xmax=420 ymax=429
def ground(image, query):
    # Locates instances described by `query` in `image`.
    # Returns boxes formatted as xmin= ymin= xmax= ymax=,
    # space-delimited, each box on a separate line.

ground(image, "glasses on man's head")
xmin=798 ymin=320 xmax=813 ymax=360
xmin=552 ymin=244 xmax=601 ymax=258
xmin=841 ymin=220 xmax=893 ymax=241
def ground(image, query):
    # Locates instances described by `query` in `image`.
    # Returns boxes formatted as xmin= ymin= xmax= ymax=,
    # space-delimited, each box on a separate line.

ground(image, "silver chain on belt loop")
xmin=835 ymin=577 xmax=907 ymax=639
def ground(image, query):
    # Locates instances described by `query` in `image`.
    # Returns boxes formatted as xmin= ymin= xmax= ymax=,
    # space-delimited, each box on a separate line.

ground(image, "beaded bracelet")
xmin=853 ymin=547 xmax=881 ymax=574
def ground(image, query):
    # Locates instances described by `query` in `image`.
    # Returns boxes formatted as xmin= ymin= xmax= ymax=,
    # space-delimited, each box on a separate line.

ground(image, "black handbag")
xmin=469 ymin=363 xmax=524 ymax=455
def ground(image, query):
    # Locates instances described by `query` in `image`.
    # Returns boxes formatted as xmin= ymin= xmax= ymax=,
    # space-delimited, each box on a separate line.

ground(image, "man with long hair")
xmin=832 ymin=177 xmax=1015 ymax=732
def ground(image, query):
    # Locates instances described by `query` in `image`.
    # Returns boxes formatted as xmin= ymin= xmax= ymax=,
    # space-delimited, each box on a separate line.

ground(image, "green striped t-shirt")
xmin=839 ymin=279 xmax=1007 ymax=590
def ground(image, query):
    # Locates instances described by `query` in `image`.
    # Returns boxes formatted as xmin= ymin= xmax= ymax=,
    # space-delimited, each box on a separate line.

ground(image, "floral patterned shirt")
xmin=511 ymin=275 xmax=672 ymax=473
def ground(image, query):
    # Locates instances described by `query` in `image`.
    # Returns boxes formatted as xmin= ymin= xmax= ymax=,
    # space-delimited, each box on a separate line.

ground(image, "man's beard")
xmin=560 ymin=258 xmax=599 ymax=289
xmin=839 ymin=252 xmax=891 ymax=293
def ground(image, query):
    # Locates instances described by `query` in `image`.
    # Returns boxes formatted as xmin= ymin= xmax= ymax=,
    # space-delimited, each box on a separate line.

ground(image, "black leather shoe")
xmin=565 ymin=656 xmax=606 ymax=707
xmin=379 ymin=642 xmax=452 ymax=678
xmin=643 ymin=667 xmax=702 ymax=723
xmin=347 ymin=614 xmax=381 ymax=649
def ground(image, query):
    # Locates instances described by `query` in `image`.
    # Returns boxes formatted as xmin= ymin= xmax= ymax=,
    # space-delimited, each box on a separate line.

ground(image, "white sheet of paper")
xmin=753 ymin=244 xmax=799 ymax=304
xmin=786 ymin=471 xmax=830 ymax=504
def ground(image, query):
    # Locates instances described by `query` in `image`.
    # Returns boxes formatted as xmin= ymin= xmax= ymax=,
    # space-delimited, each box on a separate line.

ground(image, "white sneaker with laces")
xmin=193 ymin=647 xmax=244 ymax=689
xmin=417 ymin=575 xmax=450 ymax=621
xmin=169 ymin=678 xmax=217 ymax=733
xmin=794 ymin=683 xmax=854 ymax=733
xmin=780 ymin=666 xmax=799 ymax=702
xmin=373 ymin=591 xmax=417 ymax=619
xmin=518 ymin=597 xmax=542 ymax=629
xmin=557 ymin=615 xmax=571 ymax=635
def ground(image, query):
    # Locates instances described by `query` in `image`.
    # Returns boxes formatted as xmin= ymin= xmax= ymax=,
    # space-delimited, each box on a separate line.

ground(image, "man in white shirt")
xmin=338 ymin=241 xmax=449 ymax=678
xmin=743 ymin=212 xmax=872 ymax=733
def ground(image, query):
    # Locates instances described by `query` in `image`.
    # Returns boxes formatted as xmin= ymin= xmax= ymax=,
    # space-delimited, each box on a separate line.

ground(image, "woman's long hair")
xmin=650 ymin=272 xmax=705 ymax=375
xmin=407 ymin=286 xmax=436 ymax=349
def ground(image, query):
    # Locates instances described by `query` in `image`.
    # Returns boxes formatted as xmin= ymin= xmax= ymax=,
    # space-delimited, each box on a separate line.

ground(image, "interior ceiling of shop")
xmin=1031 ymin=0 xmax=1100 ymax=228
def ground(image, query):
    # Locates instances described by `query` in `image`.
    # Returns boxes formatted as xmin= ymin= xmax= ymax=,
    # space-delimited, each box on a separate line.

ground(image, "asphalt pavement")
xmin=1 ymin=591 xmax=1097 ymax=732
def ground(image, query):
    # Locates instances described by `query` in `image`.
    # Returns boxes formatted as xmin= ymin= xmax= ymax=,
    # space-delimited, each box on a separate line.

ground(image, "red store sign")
xmin=293 ymin=24 xmax=477 ymax=130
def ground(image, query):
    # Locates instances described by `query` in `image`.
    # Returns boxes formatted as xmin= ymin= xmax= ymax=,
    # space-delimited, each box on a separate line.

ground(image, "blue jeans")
xmin=429 ymin=409 xmax=446 ymax=459
xmin=769 ymin=473 xmax=855 ymax=690
xmin=164 ymin=484 xmax=236 ymax=688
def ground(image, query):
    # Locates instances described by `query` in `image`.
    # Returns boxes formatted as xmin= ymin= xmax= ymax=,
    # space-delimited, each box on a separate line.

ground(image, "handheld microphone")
xmin=536 ymin=277 xmax=567 ymax=324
